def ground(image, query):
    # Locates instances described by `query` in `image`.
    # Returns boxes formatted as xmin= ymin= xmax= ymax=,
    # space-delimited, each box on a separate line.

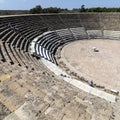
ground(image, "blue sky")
xmin=0 ymin=0 xmax=120 ymax=10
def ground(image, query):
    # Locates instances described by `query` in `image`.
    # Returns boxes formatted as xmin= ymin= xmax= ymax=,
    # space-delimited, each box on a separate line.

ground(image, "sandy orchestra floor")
xmin=61 ymin=39 xmax=120 ymax=92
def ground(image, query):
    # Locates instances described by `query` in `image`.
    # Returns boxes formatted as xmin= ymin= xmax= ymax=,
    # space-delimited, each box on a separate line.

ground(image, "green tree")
xmin=29 ymin=5 xmax=42 ymax=14
xmin=80 ymin=5 xmax=86 ymax=12
xmin=43 ymin=7 xmax=61 ymax=13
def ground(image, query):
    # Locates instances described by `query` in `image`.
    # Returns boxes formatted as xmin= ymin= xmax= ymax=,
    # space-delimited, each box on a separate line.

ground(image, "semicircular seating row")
xmin=1 ymin=15 xmax=120 ymax=67
xmin=31 ymin=27 xmax=120 ymax=64
xmin=30 ymin=27 xmax=89 ymax=64
xmin=0 ymin=15 xmax=86 ymax=67
xmin=0 ymin=16 xmax=47 ymax=68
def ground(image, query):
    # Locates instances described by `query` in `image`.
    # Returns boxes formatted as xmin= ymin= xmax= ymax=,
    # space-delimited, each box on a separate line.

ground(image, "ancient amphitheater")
xmin=0 ymin=13 xmax=120 ymax=120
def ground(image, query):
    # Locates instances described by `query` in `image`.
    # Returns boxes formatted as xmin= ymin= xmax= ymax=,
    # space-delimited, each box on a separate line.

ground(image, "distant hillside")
xmin=0 ymin=10 xmax=29 ymax=15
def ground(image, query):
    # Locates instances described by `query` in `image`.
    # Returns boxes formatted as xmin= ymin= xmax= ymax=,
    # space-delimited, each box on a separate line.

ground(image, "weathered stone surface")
xmin=0 ymin=102 xmax=11 ymax=120
xmin=0 ymin=46 xmax=120 ymax=120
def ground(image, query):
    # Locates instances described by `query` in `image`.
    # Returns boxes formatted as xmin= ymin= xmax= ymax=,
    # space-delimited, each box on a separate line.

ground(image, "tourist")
xmin=88 ymin=81 xmax=94 ymax=87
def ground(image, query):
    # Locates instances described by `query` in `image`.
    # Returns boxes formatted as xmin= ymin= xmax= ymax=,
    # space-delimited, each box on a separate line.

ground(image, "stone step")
xmin=14 ymin=101 xmax=42 ymax=120
xmin=11 ymin=47 xmax=24 ymax=66
xmin=1 ymin=42 xmax=11 ymax=63
xmin=0 ymin=101 xmax=11 ymax=120
xmin=4 ymin=101 xmax=43 ymax=120
xmin=62 ymin=99 xmax=83 ymax=120
xmin=44 ymin=106 xmax=64 ymax=120
xmin=4 ymin=113 xmax=20 ymax=120
xmin=0 ymin=80 xmax=26 ymax=111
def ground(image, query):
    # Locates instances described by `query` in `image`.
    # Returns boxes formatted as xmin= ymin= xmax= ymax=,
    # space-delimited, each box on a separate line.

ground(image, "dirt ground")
xmin=61 ymin=39 xmax=120 ymax=92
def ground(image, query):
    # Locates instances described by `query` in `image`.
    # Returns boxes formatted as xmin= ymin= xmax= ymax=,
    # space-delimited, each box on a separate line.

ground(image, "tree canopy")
xmin=29 ymin=5 xmax=120 ymax=14
xmin=0 ymin=5 xmax=120 ymax=15
xmin=29 ymin=5 xmax=42 ymax=14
